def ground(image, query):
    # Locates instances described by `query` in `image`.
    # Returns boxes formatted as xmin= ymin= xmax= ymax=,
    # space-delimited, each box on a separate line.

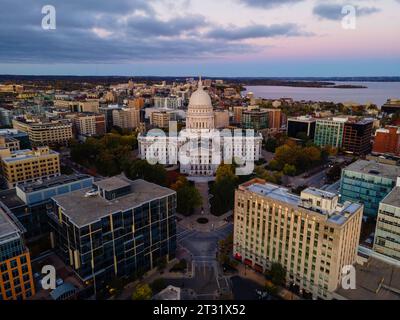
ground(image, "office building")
xmin=372 ymin=126 xmax=400 ymax=156
xmin=48 ymin=176 xmax=177 ymax=293
xmin=287 ymin=116 xmax=316 ymax=139
xmin=12 ymin=119 xmax=73 ymax=147
xmin=1 ymin=147 xmax=61 ymax=188
xmin=342 ymin=118 xmax=373 ymax=155
xmin=233 ymin=179 xmax=363 ymax=299
xmin=242 ymin=109 xmax=268 ymax=131
xmin=373 ymin=181 xmax=400 ymax=261
xmin=339 ymin=160 xmax=400 ymax=217
xmin=314 ymin=117 xmax=348 ymax=148
xmin=233 ymin=106 xmax=245 ymax=124
xmin=0 ymin=174 xmax=93 ymax=243
xmin=0 ymin=207 xmax=35 ymax=300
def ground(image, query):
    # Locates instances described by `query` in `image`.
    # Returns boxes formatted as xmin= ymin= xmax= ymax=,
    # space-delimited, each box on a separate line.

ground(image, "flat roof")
xmin=302 ymin=187 xmax=337 ymax=200
xmin=53 ymin=177 xmax=175 ymax=227
xmin=93 ymin=176 xmax=130 ymax=192
xmin=0 ymin=189 xmax=24 ymax=209
xmin=381 ymin=187 xmax=400 ymax=208
xmin=0 ymin=207 xmax=20 ymax=238
xmin=2 ymin=149 xmax=59 ymax=163
xmin=344 ymin=160 xmax=400 ymax=181
xmin=335 ymin=257 xmax=400 ymax=300
xmin=242 ymin=181 xmax=361 ymax=225
xmin=17 ymin=174 xmax=92 ymax=193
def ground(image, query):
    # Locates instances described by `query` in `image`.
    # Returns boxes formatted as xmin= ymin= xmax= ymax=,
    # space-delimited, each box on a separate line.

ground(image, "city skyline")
xmin=0 ymin=0 xmax=399 ymax=76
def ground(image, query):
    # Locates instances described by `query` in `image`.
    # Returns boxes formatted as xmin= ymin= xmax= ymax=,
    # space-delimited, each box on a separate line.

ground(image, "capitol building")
xmin=138 ymin=78 xmax=262 ymax=177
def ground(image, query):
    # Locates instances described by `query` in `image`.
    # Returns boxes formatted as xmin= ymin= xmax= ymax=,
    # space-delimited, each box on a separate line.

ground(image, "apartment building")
xmin=234 ymin=179 xmax=363 ymax=299
xmin=48 ymin=176 xmax=177 ymax=294
xmin=314 ymin=117 xmax=348 ymax=148
xmin=151 ymin=110 xmax=171 ymax=129
xmin=340 ymin=160 xmax=400 ymax=217
xmin=1 ymin=147 xmax=60 ymax=188
xmin=12 ymin=119 xmax=73 ymax=147
xmin=0 ymin=207 xmax=35 ymax=300
xmin=73 ymin=113 xmax=106 ymax=137
xmin=112 ymin=107 xmax=140 ymax=130
xmin=214 ymin=110 xmax=230 ymax=129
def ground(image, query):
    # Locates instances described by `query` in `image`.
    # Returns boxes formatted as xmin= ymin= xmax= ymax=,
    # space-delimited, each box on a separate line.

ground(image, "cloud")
xmin=0 ymin=0 xmax=314 ymax=64
xmin=238 ymin=0 xmax=304 ymax=9
xmin=313 ymin=3 xmax=380 ymax=20
xmin=206 ymin=23 xmax=310 ymax=40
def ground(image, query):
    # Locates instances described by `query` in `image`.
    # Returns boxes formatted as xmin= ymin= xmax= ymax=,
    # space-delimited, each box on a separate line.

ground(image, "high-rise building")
xmin=1 ymin=147 xmax=61 ymax=188
xmin=342 ymin=118 xmax=373 ymax=155
xmin=0 ymin=174 xmax=93 ymax=243
xmin=263 ymin=108 xmax=282 ymax=132
xmin=339 ymin=160 xmax=400 ymax=217
xmin=242 ymin=109 xmax=268 ymax=131
xmin=233 ymin=106 xmax=245 ymax=124
xmin=373 ymin=180 xmax=400 ymax=261
xmin=233 ymin=179 xmax=363 ymax=299
xmin=287 ymin=116 xmax=316 ymax=139
xmin=0 ymin=207 xmax=35 ymax=300
xmin=112 ymin=107 xmax=140 ymax=130
xmin=0 ymin=108 xmax=13 ymax=127
xmin=372 ymin=126 xmax=400 ymax=156
xmin=73 ymin=113 xmax=106 ymax=137
xmin=314 ymin=117 xmax=348 ymax=148
xmin=12 ymin=119 xmax=73 ymax=147
xmin=48 ymin=176 xmax=177 ymax=293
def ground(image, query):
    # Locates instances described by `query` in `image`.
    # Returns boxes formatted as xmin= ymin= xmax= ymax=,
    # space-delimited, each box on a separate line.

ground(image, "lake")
xmin=245 ymin=82 xmax=400 ymax=106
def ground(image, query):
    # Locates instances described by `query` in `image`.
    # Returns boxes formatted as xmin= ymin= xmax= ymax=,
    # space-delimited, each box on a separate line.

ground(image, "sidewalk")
xmin=235 ymin=264 xmax=302 ymax=300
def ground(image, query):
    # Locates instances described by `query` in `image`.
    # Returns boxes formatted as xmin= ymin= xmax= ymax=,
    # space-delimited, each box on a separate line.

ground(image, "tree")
xmin=283 ymin=164 xmax=296 ymax=176
xmin=132 ymin=283 xmax=152 ymax=300
xmin=210 ymin=164 xmax=238 ymax=215
xmin=270 ymin=262 xmax=286 ymax=286
xmin=171 ymin=177 xmax=202 ymax=216
xmin=125 ymin=160 xmax=168 ymax=186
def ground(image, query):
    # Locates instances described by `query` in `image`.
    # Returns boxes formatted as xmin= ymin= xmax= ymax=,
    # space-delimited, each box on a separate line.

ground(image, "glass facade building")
xmin=314 ymin=118 xmax=348 ymax=148
xmin=48 ymin=177 xmax=177 ymax=294
xmin=339 ymin=160 xmax=400 ymax=217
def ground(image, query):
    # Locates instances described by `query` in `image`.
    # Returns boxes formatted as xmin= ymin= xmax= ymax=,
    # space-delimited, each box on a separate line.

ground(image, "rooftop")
xmin=93 ymin=176 xmax=130 ymax=192
xmin=2 ymin=148 xmax=59 ymax=163
xmin=381 ymin=187 xmax=400 ymax=208
xmin=0 ymin=207 xmax=20 ymax=239
xmin=53 ymin=177 xmax=175 ymax=227
xmin=17 ymin=174 xmax=92 ymax=193
xmin=344 ymin=160 xmax=400 ymax=181
xmin=0 ymin=189 xmax=25 ymax=209
xmin=241 ymin=180 xmax=362 ymax=225
xmin=335 ymin=257 xmax=400 ymax=300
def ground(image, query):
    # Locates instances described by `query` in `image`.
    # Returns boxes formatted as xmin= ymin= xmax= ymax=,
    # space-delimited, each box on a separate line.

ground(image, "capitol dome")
xmin=189 ymin=79 xmax=212 ymax=107
xmin=186 ymin=77 xmax=215 ymax=130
